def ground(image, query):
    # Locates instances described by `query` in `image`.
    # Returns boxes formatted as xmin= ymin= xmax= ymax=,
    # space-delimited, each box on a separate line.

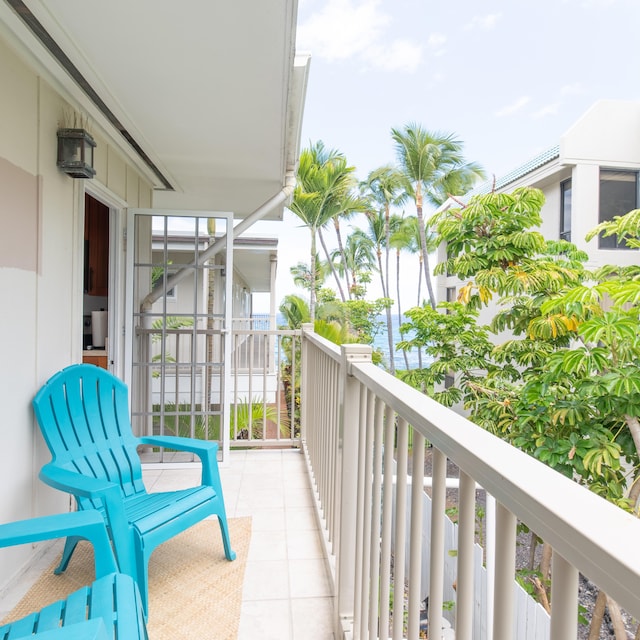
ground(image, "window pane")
xmin=560 ymin=179 xmax=572 ymax=242
xmin=599 ymin=170 xmax=637 ymax=249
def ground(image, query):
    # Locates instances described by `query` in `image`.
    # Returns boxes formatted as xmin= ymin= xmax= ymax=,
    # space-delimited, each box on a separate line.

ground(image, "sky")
xmin=252 ymin=0 xmax=640 ymax=313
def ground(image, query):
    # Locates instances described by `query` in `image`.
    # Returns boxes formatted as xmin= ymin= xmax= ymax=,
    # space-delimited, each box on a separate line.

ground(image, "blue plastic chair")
xmin=0 ymin=510 xmax=147 ymax=639
xmin=32 ymin=364 xmax=236 ymax=615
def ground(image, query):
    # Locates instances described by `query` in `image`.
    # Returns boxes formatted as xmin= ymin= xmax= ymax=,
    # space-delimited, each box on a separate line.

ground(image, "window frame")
xmin=598 ymin=169 xmax=638 ymax=250
xmin=560 ymin=178 xmax=572 ymax=242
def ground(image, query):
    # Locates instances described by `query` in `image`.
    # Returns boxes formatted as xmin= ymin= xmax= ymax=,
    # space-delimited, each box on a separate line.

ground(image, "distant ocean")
xmin=372 ymin=314 xmax=426 ymax=370
xmin=274 ymin=312 xmax=427 ymax=370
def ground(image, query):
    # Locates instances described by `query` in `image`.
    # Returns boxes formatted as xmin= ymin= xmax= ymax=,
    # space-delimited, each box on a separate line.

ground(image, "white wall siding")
xmin=0 ymin=35 xmax=152 ymax=591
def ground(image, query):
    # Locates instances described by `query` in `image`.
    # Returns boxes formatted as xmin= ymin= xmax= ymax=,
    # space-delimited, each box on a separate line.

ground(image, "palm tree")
xmin=391 ymin=123 xmax=485 ymax=309
xmin=358 ymin=210 xmax=402 ymax=373
xmin=290 ymin=253 xmax=330 ymax=296
xmin=325 ymin=159 xmax=369 ymax=299
xmin=290 ymin=142 xmax=364 ymax=316
xmin=391 ymin=216 xmax=437 ymax=369
xmin=360 ymin=166 xmax=406 ymax=372
xmin=332 ymin=230 xmax=377 ymax=299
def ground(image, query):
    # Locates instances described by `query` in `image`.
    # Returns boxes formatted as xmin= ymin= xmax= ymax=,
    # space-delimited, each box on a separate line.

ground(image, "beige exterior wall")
xmin=0 ymin=37 xmax=153 ymax=587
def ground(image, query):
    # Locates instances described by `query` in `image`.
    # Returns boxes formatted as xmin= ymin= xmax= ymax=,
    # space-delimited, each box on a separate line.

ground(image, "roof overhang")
xmin=0 ymin=0 xmax=310 ymax=220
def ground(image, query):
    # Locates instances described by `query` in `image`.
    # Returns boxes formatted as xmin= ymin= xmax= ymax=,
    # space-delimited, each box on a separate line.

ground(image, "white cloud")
xmin=296 ymin=0 xmax=422 ymax=72
xmin=427 ymin=32 xmax=447 ymax=57
xmin=463 ymin=13 xmax=502 ymax=31
xmin=532 ymin=102 xmax=560 ymax=119
xmin=560 ymin=82 xmax=584 ymax=96
xmin=495 ymin=96 xmax=531 ymax=117
xmin=428 ymin=33 xmax=447 ymax=48
xmin=364 ymin=40 xmax=423 ymax=73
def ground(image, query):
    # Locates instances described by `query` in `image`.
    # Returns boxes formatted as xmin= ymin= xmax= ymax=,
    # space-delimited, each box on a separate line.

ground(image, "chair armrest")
xmin=138 ymin=436 xmax=221 ymax=488
xmin=38 ymin=464 xmax=132 ymax=574
xmin=39 ymin=464 xmax=120 ymax=500
xmin=139 ymin=435 xmax=218 ymax=457
xmin=0 ymin=511 xmax=117 ymax=576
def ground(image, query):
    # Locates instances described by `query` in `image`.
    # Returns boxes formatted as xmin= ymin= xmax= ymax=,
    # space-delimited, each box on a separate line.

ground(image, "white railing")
xmin=300 ymin=326 xmax=640 ymax=640
xmin=134 ymin=324 xmax=300 ymax=450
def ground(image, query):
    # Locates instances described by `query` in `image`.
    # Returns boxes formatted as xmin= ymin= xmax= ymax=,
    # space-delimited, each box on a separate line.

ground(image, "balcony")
xmin=4 ymin=326 xmax=640 ymax=639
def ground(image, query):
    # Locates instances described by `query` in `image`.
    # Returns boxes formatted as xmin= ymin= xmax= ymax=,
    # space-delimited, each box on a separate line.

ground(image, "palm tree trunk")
xmin=383 ymin=205 xmax=395 ymax=375
xmin=309 ymin=228 xmax=317 ymax=320
xmin=415 ymin=185 xmax=436 ymax=309
xmin=396 ymin=250 xmax=409 ymax=370
xmin=333 ymin=218 xmax=352 ymax=299
xmin=318 ymin=228 xmax=346 ymax=301
xmin=417 ymin=212 xmax=436 ymax=309
xmin=417 ymin=255 xmax=424 ymax=368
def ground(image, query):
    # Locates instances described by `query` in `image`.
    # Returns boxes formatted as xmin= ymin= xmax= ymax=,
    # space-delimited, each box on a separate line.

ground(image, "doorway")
xmin=82 ymin=193 xmax=110 ymax=369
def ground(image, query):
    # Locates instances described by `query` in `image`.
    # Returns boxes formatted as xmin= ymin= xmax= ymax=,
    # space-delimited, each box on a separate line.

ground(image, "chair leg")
xmin=54 ymin=535 xmax=82 ymax=574
xmin=216 ymin=514 xmax=236 ymax=561
xmin=136 ymin=545 xmax=150 ymax=619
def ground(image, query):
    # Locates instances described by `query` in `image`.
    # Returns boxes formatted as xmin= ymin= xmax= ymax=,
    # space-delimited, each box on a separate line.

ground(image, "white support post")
xmin=429 ymin=449 xmax=447 ymax=640
xmin=407 ymin=431 xmax=425 ymax=640
xmin=456 ymin=470 xmax=476 ymax=640
xmin=334 ymin=343 xmax=372 ymax=638
xmin=493 ymin=502 xmax=516 ymax=640
xmin=300 ymin=323 xmax=313 ymax=446
xmin=550 ymin=550 xmax=578 ymax=640
xmin=485 ymin=493 xmax=496 ymax=640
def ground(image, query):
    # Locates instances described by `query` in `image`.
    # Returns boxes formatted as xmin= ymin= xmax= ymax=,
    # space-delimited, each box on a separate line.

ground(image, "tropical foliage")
xmin=400 ymin=190 xmax=640 ymax=513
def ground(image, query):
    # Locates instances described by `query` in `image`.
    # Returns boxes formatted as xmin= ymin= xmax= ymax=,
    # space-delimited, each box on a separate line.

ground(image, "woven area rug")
xmin=3 ymin=517 xmax=251 ymax=639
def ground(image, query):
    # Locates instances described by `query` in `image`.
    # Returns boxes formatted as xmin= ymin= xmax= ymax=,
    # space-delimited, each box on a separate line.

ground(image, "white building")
xmin=437 ymin=100 xmax=640 ymax=309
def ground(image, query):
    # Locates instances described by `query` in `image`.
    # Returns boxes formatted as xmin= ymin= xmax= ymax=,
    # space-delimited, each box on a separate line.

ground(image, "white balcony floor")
xmin=0 ymin=450 xmax=335 ymax=639
xmin=143 ymin=449 xmax=335 ymax=640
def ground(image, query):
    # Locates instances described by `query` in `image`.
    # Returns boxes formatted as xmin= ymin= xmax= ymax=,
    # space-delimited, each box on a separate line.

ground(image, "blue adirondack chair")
xmin=32 ymin=363 xmax=236 ymax=615
xmin=0 ymin=510 xmax=147 ymax=639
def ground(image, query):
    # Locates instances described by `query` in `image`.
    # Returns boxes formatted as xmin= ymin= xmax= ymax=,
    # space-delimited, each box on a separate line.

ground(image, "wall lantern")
xmin=57 ymin=128 xmax=96 ymax=178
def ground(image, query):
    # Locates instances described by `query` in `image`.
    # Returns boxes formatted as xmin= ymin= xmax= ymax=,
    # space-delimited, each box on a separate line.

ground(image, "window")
xmin=445 ymin=286 xmax=456 ymax=314
xmin=599 ymin=170 xmax=638 ymax=249
xmin=444 ymin=372 xmax=455 ymax=389
xmin=560 ymin=179 xmax=572 ymax=242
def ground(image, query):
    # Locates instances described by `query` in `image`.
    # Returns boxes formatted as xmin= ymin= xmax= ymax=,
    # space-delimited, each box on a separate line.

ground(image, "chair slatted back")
xmin=33 ymin=364 xmax=146 ymax=504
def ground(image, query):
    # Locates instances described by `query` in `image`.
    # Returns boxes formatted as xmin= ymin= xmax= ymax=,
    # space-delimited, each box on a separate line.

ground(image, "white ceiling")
xmin=0 ymin=0 xmax=309 ymax=219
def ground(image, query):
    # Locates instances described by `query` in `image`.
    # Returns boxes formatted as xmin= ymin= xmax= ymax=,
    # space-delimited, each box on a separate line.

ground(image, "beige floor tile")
xmin=238 ymin=599 xmax=292 ymax=640
xmin=242 ymin=560 xmax=290 ymax=601
xmin=289 ymin=559 xmax=332 ymax=598
xmin=291 ymin=597 xmax=335 ymax=639
xmin=248 ymin=529 xmax=288 ymax=561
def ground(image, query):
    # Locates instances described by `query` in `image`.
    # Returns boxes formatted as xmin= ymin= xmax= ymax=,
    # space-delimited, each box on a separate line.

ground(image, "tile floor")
xmin=0 ymin=449 xmax=336 ymax=639
xmin=143 ymin=449 xmax=336 ymax=639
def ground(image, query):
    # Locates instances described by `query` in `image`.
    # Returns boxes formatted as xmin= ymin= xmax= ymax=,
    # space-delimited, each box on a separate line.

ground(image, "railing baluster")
xmin=393 ymin=417 xmax=409 ymax=640
xmin=368 ymin=397 xmax=385 ymax=639
xmin=429 ymin=448 xmax=446 ymax=640
xmin=353 ymin=383 xmax=368 ymax=638
xmin=457 ymin=470 xmax=476 ymax=640
xmin=379 ymin=405 xmax=395 ymax=640
xmin=493 ymin=501 xmax=516 ymax=640
xmin=550 ymin=550 xmax=578 ymax=640
xmin=334 ymin=343 xmax=372 ymax=637
xmin=408 ymin=429 xmax=425 ymax=639
xmin=359 ymin=389 xmax=375 ymax=638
